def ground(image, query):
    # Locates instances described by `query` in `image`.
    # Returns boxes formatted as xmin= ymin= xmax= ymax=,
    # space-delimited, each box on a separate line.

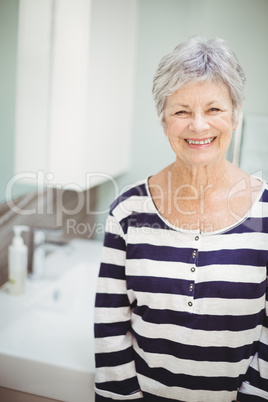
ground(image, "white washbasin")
xmin=0 ymin=239 xmax=102 ymax=402
xmin=34 ymin=262 xmax=97 ymax=318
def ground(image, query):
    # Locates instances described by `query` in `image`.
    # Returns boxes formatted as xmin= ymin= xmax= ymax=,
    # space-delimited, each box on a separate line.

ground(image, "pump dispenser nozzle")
xmin=12 ymin=225 xmax=29 ymax=246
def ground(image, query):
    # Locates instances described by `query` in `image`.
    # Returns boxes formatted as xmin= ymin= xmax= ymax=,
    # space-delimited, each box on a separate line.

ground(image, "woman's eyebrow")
xmin=170 ymin=103 xmax=190 ymax=108
xmin=206 ymin=100 xmax=219 ymax=106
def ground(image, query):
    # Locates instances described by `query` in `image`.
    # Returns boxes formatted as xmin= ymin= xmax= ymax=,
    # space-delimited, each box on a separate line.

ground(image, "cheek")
xmin=168 ymin=136 xmax=186 ymax=158
xmin=213 ymin=116 xmax=233 ymax=135
xmin=164 ymin=119 xmax=187 ymax=138
xmin=217 ymin=124 xmax=233 ymax=149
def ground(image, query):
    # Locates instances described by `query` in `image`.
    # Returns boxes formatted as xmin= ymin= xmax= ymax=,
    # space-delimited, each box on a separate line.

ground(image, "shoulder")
xmin=109 ymin=177 xmax=149 ymax=217
xmin=228 ymin=164 xmax=265 ymax=199
xmin=259 ymin=181 xmax=268 ymax=202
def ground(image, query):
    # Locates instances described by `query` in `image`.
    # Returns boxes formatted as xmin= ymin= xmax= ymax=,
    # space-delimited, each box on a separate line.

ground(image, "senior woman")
xmin=94 ymin=37 xmax=268 ymax=402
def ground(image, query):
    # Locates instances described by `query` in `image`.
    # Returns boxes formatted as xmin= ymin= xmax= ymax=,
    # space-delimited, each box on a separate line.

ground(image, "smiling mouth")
xmin=185 ymin=137 xmax=216 ymax=145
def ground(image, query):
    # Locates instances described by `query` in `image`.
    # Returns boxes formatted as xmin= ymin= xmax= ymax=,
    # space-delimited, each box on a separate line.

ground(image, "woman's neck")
xmin=170 ymin=157 xmax=233 ymax=199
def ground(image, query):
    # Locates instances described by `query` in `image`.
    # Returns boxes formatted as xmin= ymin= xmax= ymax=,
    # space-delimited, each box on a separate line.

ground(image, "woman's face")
xmin=163 ymin=81 xmax=236 ymax=168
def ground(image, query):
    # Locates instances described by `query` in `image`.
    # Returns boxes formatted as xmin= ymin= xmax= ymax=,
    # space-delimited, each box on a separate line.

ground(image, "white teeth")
xmin=186 ymin=137 xmax=215 ymax=145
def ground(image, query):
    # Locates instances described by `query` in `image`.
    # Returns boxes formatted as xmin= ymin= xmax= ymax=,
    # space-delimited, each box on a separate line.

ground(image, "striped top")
xmin=94 ymin=177 xmax=268 ymax=402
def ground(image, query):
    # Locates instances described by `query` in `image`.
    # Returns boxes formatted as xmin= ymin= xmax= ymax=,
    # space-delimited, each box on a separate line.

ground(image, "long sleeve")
xmin=94 ymin=213 xmax=143 ymax=401
xmin=237 ymin=277 xmax=268 ymax=401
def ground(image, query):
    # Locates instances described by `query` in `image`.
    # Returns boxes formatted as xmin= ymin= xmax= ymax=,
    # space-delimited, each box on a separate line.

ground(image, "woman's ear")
xmin=233 ymin=105 xmax=242 ymax=131
xmin=161 ymin=117 xmax=168 ymax=135
xmin=159 ymin=111 xmax=168 ymax=135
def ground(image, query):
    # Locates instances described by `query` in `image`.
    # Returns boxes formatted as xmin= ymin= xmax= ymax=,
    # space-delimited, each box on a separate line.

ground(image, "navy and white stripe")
xmin=94 ymin=178 xmax=268 ymax=401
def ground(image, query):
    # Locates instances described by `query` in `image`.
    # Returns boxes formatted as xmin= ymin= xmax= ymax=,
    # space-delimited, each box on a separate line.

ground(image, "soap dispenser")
xmin=8 ymin=225 xmax=29 ymax=295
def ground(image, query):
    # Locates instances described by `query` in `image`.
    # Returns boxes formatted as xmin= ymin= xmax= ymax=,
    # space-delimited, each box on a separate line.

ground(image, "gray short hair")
xmin=152 ymin=36 xmax=246 ymax=127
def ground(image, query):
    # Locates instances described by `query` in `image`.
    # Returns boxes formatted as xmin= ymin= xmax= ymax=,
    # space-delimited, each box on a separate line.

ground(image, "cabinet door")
xmin=15 ymin=0 xmax=137 ymax=190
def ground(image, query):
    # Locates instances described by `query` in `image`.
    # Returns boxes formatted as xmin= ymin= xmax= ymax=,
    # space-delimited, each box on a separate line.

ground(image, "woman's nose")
xmin=189 ymin=114 xmax=210 ymax=134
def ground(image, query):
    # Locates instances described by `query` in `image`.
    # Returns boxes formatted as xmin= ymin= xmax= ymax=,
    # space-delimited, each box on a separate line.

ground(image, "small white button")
xmin=195 ymin=236 xmax=199 ymax=241
xmin=188 ymin=301 xmax=193 ymax=307
xmin=191 ymin=267 xmax=196 ymax=272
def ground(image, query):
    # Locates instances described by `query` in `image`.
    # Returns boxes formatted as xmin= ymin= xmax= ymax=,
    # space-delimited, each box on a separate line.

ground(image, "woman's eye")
xmin=209 ymin=108 xmax=220 ymax=112
xmin=175 ymin=110 xmax=187 ymax=115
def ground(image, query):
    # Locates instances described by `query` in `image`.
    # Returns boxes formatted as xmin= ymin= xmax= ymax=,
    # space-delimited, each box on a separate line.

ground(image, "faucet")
xmin=28 ymin=227 xmax=65 ymax=279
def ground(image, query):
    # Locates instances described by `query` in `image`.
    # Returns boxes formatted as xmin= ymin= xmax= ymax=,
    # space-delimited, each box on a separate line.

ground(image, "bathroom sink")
xmin=34 ymin=262 xmax=97 ymax=318
xmin=0 ymin=238 xmax=102 ymax=402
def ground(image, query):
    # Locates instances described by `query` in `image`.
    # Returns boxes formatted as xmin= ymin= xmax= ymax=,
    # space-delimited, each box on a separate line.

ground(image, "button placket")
xmin=188 ymin=265 xmax=196 ymax=307
xmin=187 ymin=234 xmax=200 ymax=308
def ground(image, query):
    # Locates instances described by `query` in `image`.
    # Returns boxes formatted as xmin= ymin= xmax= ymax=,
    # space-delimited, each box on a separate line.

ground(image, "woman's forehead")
xmin=165 ymin=81 xmax=231 ymax=108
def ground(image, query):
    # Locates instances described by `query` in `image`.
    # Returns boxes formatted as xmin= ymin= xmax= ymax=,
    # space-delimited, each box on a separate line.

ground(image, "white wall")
xmin=94 ymin=0 xmax=268 ymax=239
xmin=0 ymin=0 xmax=19 ymax=202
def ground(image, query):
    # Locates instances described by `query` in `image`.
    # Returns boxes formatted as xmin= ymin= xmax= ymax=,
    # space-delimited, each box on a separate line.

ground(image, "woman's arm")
xmin=237 ymin=279 xmax=268 ymax=401
xmin=94 ymin=213 xmax=143 ymax=401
